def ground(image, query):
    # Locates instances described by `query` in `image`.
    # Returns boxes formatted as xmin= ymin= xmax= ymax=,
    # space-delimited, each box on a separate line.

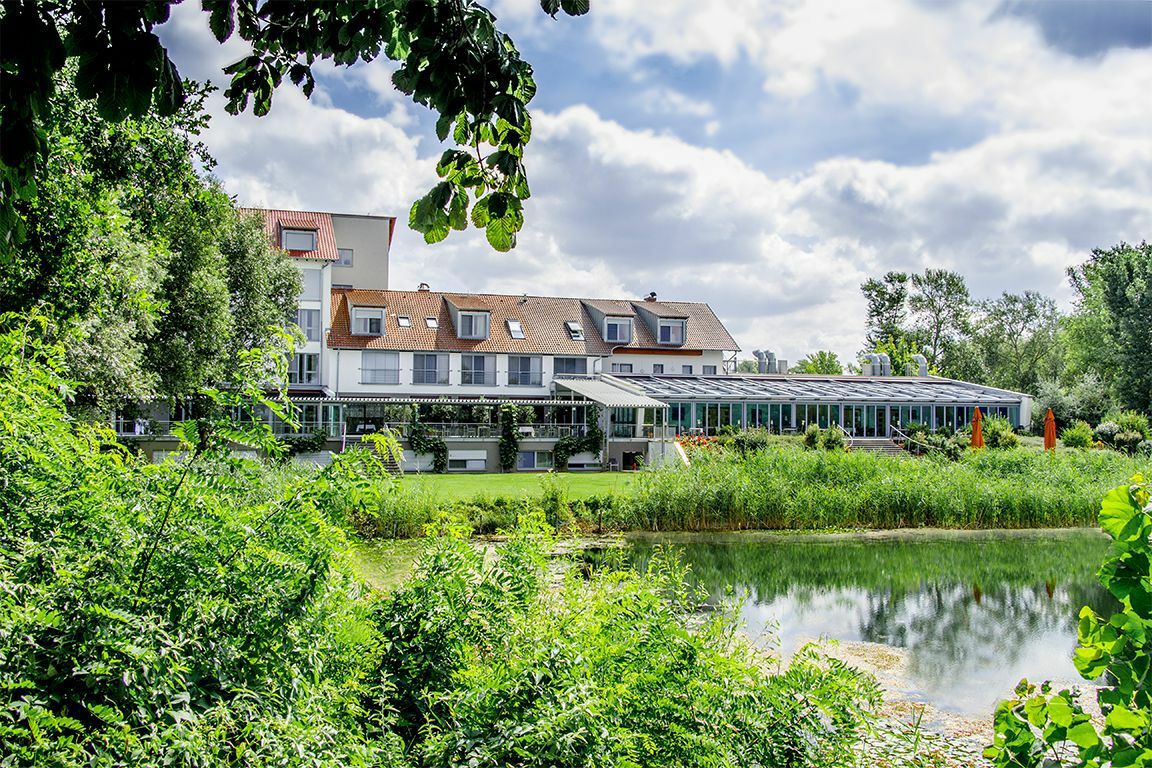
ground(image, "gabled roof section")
xmin=328 ymin=288 xmax=738 ymax=354
xmin=633 ymin=300 xmax=689 ymax=319
xmin=241 ymin=207 xmax=340 ymax=261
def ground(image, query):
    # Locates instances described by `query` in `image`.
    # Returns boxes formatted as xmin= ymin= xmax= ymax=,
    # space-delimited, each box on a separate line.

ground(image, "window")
xmin=507 ymin=319 xmax=526 ymax=339
xmin=681 ymin=365 xmax=693 ymax=375
xmin=336 ymin=247 xmax=353 ymax=266
xmin=517 ymin=450 xmax=554 ymax=470
xmin=604 ymin=317 xmax=632 ymax=343
xmin=361 ymin=351 xmax=400 ymax=384
xmin=448 ymin=458 xmax=487 ymax=471
xmin=296 ymin=309 xmax=321 ymax=342
xmin=282 ymin=228 xmax=317 ymax=251
xmin=652 ymin=364 xmax=664 ymax=374
xmin=299 ymin=269 xmax=322 ymax=301
xmin=703 ymin=365 xmax=717 ymax=375
xmin=461 ymin=354 xmax=496 ymax=385
xmin=565 ymin=321 xmax=585 ymax=340
xmin=413 ymin=353 xmax=449 ymax=384
xmin=352 ymin=307 xmax=385 ymax=335
xmin=658 ymin=319 xmax=686 ymax=345
xmin=508 ymin=355 xmax=542 ymax=386
xmin=289 ymin=353 xmax=319 ymax=385
xmin=425 ymin=316 xmax=439 ymax=328
xmin=458 ymin=311 xmax=490 ymax=339
xmin=610 ymin=363 xmax=633 ymax=373
xmin=397 ymin=316 xmax=412 ymax=327
xmin=554 ymin=357 xmax=588 ymax=375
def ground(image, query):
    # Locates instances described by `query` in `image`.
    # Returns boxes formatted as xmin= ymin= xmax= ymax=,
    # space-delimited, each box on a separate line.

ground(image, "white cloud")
xmin=637 ymin=86 xmax=715 ymax=117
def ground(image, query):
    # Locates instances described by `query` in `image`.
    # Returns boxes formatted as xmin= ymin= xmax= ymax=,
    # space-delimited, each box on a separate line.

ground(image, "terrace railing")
xmin=836 ymin=423 xmax=855 ymax=452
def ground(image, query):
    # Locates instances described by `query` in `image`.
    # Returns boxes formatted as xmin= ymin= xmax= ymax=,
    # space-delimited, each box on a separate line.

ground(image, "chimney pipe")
xmin=912 ymin=353 xmax=928 ymax=377
xmin=766 ymin=351 xmax=777 ymax=374
xmin=878 ymin=353 xmax=891 ymax=377
xmin=752 ymin=349 xmax=767 ymax=374
xmin=417 ymin=282 xmax=430 ymax=292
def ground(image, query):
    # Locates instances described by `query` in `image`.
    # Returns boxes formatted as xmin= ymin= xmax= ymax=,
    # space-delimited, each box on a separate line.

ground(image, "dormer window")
xmin=281 ymin=228 xmax=316 ymax=251
xmin=458 ymin=311 xmax=490 ymax=339
xmin=658 ymin=319 xmax=686 ymax=345
xmin=604 ymin=317 xmax=632 ymax=343
xmin=507 ymin=319 xmax=525 ymax=339
xmin=565 ymin=321 xmax=584 ymax=340
xmin=352 ymin=307 xmax=385 ymax=336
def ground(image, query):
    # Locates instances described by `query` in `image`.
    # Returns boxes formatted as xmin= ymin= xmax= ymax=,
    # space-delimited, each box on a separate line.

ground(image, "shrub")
xmin=803 ymin=423 xmax=823 ymax=449
xmin=1061 ymin=420 xmax=1094 ymax=449
xmin=498 ymin=403 xmax=521 ymax=472
xmin=984 ymin=416 xmax=1020 ymax=449
xmin=1140 ymin=440 xmax=1152 ymax=458
xmin=385 ymin=518 xmax=879 ymax=767
xmin=987 ymin=477 xmax=1152 ymax=767
xmin=1104 ymin=409 xmax=1151 ymax=440
xmin=0 ymin=319 xmax=402 ymax=766
xmin=1114 ymin=430 xmax=1145 ymax=455
xmin=732 ymin=428 xmax=775 ymax=454
xmin=822 ymin=425 xmax=845 ymax=451
xmin=1093 ymin=420 xmax=1122 ymax=446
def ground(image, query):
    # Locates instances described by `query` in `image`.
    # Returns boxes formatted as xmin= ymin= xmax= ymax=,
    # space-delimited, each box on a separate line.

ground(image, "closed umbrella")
xmin=971 ymin=407 xmax=984 ymax=449
xmin=1044 ymin=408 xmax=1057 ymax=451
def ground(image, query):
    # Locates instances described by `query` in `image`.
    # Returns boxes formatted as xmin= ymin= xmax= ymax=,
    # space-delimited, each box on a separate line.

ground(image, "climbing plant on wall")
xmin=498 ymin=403 xmax=521 ymax=472
xmin=407 ymin=410 xmax=448 ymax=473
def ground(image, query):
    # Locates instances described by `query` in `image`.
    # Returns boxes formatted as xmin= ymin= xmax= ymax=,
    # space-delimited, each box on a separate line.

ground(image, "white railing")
xmin=836 ymin=423 xmax=855 ymax=452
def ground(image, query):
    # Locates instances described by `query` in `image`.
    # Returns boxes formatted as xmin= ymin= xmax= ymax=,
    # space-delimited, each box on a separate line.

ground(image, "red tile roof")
xmin=328 ymin=289 xmax=738 ymax=353
xmin=240 ymin=207 xmax=340 ymax=261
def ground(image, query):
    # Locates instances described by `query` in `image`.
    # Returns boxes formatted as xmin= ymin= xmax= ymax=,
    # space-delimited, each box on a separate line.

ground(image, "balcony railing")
xmin=346 ymin=422 xmax=587 ymax=440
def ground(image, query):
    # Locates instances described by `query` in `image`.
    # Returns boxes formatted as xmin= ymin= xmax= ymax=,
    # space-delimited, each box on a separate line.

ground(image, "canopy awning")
xmin=553 ymin=377 xmax=669 ymax=408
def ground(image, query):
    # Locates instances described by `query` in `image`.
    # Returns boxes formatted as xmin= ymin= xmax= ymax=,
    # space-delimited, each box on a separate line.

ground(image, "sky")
xmin=158 ymin=0 xmax=1152 ymax=364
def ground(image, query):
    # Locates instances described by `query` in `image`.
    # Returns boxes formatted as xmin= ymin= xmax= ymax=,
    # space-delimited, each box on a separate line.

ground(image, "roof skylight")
xmin=565 ymin=321 xmax=584 ymax=340
xmin=507 ymin=319 xmax=526 ymax=339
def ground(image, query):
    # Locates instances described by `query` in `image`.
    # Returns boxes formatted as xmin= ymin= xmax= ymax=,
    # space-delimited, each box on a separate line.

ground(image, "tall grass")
xmin=621 ymin=446 xmax=1150 ymax=531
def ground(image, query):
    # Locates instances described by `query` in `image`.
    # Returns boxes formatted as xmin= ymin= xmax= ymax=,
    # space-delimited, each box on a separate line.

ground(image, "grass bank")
xmin=624 ymin=447 xmax=1149 ymax=531
xmin=351 ymin=446 xmax=1149 ymax=537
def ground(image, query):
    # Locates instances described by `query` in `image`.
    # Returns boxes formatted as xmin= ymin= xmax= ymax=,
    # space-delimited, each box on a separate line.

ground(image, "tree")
xmin=735 ymin=359 xmax=760 ymax=373
xmin=1 ymin=74 xmax=299 ymax=409
xmin=790 ymin=351 xmax=844 ymax=375
xmin=1 ymin=0 xmax=588 ymax=257
xmin=1068 ymin=242 xmax=1152 ymax=414
xmin=860 ymin=271 xmax=910 ymax=349
xmin=908 ymin=268 xmax=971 ymax=375
xmin=973 ymin=291 xmax=1063 ymax=393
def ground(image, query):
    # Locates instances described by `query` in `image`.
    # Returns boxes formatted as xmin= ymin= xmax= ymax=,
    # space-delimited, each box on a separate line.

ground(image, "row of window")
xmin=610 ymin=363 xmax=717 ymax=375
xmin=288 ymin=353 xmax=589 ymax=386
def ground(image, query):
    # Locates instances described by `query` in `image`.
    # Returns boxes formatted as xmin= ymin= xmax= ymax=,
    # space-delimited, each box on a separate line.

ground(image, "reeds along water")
xmin=620 ymin=446 xmax=1152 ymax=532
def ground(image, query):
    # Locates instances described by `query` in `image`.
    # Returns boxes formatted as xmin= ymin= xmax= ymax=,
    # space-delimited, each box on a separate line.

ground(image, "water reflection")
xmin=619 ymin=529 xmax=1114 ymax=717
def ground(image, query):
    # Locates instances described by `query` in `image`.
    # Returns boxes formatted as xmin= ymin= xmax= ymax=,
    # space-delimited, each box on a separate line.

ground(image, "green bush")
xmin=1094 ymin=420 xmax=1122 ymax=446
xmin=822 ymin=425 xmax=845 ymax=451
xmin=1061 ymin=420 xmax=1094 ymax=449
xmin=1114 ymin=430 xmax=1145 ymax=455
xmin=802 ymin=423 xmax=823 ymax=449
xmin=1104 ymin=409 xmax=1151 ymax=439
xmin=987 ymin=478 xmax=1152 ymax=767
xmin=0 ymin=319 xmax=403 ymax=765
xmin=984 ymin=416 xmax=1020 ymax=449
xmin=378 ymin=514 xmax=878 ymax=767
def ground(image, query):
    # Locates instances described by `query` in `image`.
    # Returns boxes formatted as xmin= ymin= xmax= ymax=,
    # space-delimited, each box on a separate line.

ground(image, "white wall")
xmin=598 ymin=350 xmax=727 ymax=376
xmin=297 ymin=263 xmax=330 ymax=385
xmin=330 ymin=214 xmax=391 ymax=291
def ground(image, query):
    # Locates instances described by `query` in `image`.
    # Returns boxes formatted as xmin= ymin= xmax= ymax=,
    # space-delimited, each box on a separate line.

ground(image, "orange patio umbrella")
xmin=1044 ymin=408 xmax=1057 ymax=451
xmin=971 ymin=407 xmax=984 ymax=449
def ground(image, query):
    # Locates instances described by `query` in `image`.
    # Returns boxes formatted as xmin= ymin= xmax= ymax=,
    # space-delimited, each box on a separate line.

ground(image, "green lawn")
xmin=400 ymin=471 xmax=636 ymax=501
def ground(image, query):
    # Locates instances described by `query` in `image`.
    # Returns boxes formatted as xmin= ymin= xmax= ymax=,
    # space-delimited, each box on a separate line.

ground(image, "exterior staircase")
xmin=848 ymin=437 xmax=907 ymax=456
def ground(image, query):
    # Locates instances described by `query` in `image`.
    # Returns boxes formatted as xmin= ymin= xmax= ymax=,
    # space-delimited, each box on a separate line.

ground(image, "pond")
xmin=617 ymin=528 xmax=1114 ymax=719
